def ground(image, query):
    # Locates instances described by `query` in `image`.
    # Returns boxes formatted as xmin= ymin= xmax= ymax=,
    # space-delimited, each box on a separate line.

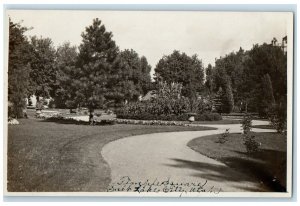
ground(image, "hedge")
xmin=116 ymin=112 xmax=222 ymax=121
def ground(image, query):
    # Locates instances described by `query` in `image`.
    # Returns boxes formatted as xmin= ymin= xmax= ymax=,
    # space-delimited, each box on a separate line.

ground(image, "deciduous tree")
xmin=8 ymin=19 xmax=31 ymax=118
xmin=28 ymin=36 xmax=56 ymax=101
xmin=154 ymin=50 xmax=204 ymax=99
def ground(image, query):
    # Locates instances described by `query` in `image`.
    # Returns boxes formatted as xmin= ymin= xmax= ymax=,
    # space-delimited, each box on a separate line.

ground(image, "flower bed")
xmin=36 ymin=111 xmax=62 ymax=119
xmin=44 ymin=114 xmax=117 ymax=125
xmin=116 ymin=119 xmax=190 ymax=126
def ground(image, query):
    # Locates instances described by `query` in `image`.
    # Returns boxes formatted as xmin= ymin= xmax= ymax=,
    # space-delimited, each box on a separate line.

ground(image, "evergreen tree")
xmin=63 ymin=18 xmax=119 ymax=120
xmin=140 ymin=56 xmax=152 ymax=95
xmin=204 ymin=64 xmax=214 ymax=94
xmin=213 ymin=87 xmax=223 ymax=113
xmin=258 ymin=73 xmax=276 ymax=116
xmin=222 ymin=80 xmax=234 ymax=113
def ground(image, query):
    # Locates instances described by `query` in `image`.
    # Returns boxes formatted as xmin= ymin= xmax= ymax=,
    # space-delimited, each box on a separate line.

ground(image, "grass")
xmin=7 ymin=118 xmax=214 ymax=192
xmin=188 ymin=132 xmax=287 ymax=192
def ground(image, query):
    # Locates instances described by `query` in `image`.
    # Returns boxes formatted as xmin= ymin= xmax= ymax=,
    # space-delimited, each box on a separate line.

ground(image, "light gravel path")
xmin=102 ymin=120 xmax=275 ymax=193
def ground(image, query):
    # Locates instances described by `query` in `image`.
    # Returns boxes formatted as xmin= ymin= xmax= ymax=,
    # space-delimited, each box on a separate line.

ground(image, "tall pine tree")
xmin=64 ymin=18 xmax=119 ymax=119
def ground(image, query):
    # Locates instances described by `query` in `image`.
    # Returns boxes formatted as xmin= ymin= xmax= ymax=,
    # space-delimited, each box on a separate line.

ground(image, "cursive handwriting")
xmin=107 ymin=176 xmax=222 ymax=196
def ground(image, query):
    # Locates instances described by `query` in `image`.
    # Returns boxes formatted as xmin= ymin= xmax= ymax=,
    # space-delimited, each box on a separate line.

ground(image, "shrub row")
xmin=116 ymin=112 xmax=222 ymax=121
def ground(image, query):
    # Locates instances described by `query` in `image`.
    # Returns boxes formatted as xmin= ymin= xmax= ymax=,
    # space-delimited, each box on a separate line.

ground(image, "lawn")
xmin=7 ymin=118 xmax=214 ymax=192
xmin=187 ymin=132 xmax=287 ymax=192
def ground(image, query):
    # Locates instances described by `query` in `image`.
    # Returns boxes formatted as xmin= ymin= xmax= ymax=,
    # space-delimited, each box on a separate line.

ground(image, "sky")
xmin=6 ymin=10 xmax=292 ymax=77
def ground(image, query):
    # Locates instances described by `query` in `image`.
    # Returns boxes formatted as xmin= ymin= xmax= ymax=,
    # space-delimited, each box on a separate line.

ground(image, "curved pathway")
xmin=102 ymin=120 xmax=275 ymax=193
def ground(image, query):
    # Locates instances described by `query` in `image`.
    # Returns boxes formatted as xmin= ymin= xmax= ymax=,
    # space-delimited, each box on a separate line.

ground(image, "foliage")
xmin=258 ymin=74 xmax=276 ymax=117
xmin=243 ymin=135 xmax=260 ymax=154
xmin=209 ymin=65 xmax=234 ymax=114
xmin=204 ymin=64 xmax=214 ymax=94
xmin=116 ymin=111 xmax=222 ymax=121
xmin=53 ymin=42 xmax=78 ymax=108
xmin=268 ymin=102 xmax=287 ymax=134
xmin=212 ymin=87 xmax=223 ymax=113
xmin=154 ymin=50 xmax=205 ymax=99
xmin=117 ymin=81 xmax=222 ymax=121
xmin=48 ymin=99 xmax=56 ymax=109
xmin=212 ymin=83 xmax=234 ymax=114
xmin=196 ymin=112 xmax=222 ymax=121
xmin=106 ymin=49 xmax=152 ymax=104
xmin=241 ymin=113 xmax=252 ymax=134
xmin=206 ymin=41 xmax=286 ymax=117
xmin=28 ymin=36 xmax=57 ymax=100
xmin=215 ymin=129 xmax=230 ymax=144
xmin=8 ymin=19 xmax=31 ymax=118
xmin=152 ymin=81 xmax=190 ymax=116
xmin=222 ymin=80 xmax=234 ymax=113
xmin=241 ymin=114 xmax=260 ymax=154
xmin=35 ymin=100 xmax=44 ymax=110
xmin=60 ymin=18 xmax=119 ymax=121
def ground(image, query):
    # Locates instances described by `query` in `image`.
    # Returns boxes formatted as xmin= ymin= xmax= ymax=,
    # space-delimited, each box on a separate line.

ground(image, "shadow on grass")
xmin=41 ymin=118 xmax=115 ymax=126
xmin=167 ymin=158 xmax=257 ymax=182
xmin=167 ymin=149 xmax=286 ymax=192
xmin=223 ymin=149 xmax=287 ymax=192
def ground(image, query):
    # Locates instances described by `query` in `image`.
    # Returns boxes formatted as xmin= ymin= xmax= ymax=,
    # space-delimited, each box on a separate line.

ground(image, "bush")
xmin=243 ymin=134 xmax=260 ymax=154
xmin=195 ymin=112 xmax=222 ymax=121
xmin=241 ymin=114 xmax=260 ymax=154
xmin=116 ymin=81 xmax=222 ymax=122
xmin=8 ymin=98 xmax=27 ymax=118
xmin=268 ymin=103 xmax=287 ymax=134
xmin=241 ymin=113 xmax=252 ymax=134
xmin=48 ymin=99 xmax=56 ymax=108
xmin=215 ymin=129 xmax=230 ymax=144
xmin=117 ymin=111 xmax=222 ymax=121
xmin=36 ymin=101 xmax=44 ymax=110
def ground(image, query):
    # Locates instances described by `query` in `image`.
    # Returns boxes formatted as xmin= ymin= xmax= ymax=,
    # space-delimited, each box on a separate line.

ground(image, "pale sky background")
xmin=6 ymin=10 xmax=291 ymax=77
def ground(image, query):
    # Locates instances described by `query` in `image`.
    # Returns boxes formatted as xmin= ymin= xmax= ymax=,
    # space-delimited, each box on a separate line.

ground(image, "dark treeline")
xmin=8 ymin=18 xmax=152 ymax=117
xmin=205 ymin=41 xmax=286 ymax=117
xmin=8 ymin=18 xmax=287 ymax=130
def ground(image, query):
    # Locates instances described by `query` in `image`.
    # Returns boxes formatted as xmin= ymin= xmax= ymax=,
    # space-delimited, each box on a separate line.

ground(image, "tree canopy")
xmin=107 ymin=49 xmax=152 ymax=104
xmin=154 ymin=50 xmax=205 ymax=99
xmin=60 ymin=18 xmax=119 ymax=113
xmin=53 ymin=42 xmax=78 ymax=108
xmin=205 ymin=41 xmax=287 ymax=116
xmin=8 ymin=19 xmax=32 ymax=117
xmin=28 ymin=36 xmax=56 ymax=100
